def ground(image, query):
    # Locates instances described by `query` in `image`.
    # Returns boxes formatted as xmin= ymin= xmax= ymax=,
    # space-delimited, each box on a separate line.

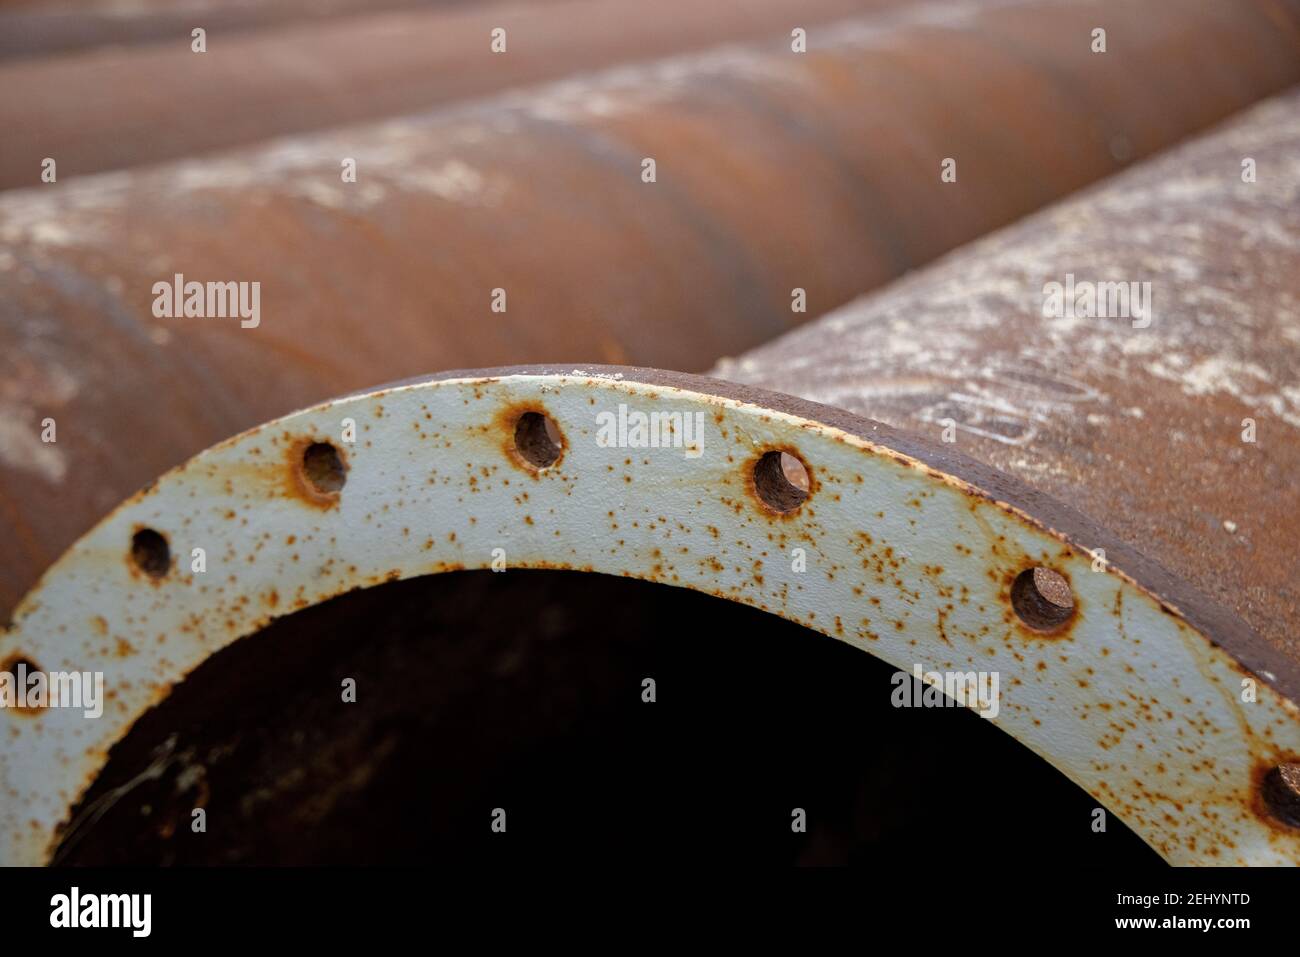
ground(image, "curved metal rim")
xmin=399 ymin=365 xmax=1300 ymax=705
xmin=2 ymin=365 xmax=1298 ymax=865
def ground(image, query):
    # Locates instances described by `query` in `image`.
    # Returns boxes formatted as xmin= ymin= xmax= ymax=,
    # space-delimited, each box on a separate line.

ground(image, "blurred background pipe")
xmin=3 ymin=0 xmax=1300 ymax=614
xmin=0 ymin=0 xmax=499 ymax=62
xmin=0 ymin=0 xmax=901 ymax=188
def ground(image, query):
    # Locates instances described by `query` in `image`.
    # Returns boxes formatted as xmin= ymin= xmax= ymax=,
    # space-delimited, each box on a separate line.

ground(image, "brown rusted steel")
xmin=714 ymin=87 xmax=1300 ymax=686
xmin=0 ymin=0 xmax=897 ymax=189
xmin=4 ymin=0 xmax=1300 ymax=617
xmin=0 ymin=0 xmax=477 ymax=62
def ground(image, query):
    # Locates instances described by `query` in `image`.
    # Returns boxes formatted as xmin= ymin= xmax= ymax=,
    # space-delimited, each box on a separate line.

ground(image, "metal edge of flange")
xmin=396 ymin=366 xmax=1300 ymax=706
xmin=1 ymin=364 xmax=1298 ymax=866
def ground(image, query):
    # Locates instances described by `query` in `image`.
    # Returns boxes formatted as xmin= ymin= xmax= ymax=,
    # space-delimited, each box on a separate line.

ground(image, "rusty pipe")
xmin=5 ymin=359 xmax=1299 ymax=864
xmin=0 ymin=0 xmax=900 ymax=189
xmin=0 ymin=0 xmax=488 ymax=62
xmin=3 ymin=0 xmax=1300 ymax=616
xmin=7 ymin=93 xmax=1300 ymax=866
xmin=714 ymin=87 xmax=1300 ymax=693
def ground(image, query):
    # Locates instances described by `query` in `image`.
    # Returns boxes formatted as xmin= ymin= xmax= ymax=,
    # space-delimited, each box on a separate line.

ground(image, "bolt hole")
xmin=302 ymin=441 xmax=347 ymax=495
xmin=753 ymin=450 xmax=810 ymax=513
xmin=1010 ymin=567 xmax=1075 ymax=631
xmin=131 ymin=528 xmax=171 ymax=579
xmin=1 ymin=655 xmax=45 ymax=711
xmin=514 ymin=412 xmax=563 ymax=469
xmin=1262 ymin=763 xmax=1300 ymax=829
xmin=2 ymin=655 xmax=39 ymax=681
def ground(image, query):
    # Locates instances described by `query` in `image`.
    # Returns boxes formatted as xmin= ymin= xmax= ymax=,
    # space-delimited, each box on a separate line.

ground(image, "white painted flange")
xmin=2 ymin=368 xmax=1298 ymax=865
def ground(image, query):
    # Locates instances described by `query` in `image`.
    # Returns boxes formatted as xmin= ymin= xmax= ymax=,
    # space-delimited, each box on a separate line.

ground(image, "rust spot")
xmin=287 ymin=438 xmax=348 ymax=509
xmin=496 ymin=402 xmax=565 ymax=474
xmin=746 ymin=447 xmax=814 ymax=517
xmin=129 ymin=527 xmax=171 ymax=581
xmin=1 ymin=654 xmax=46 ymax=716
xmin=1009 ymin=565 xmax=1077 ymax=637
xmin=1256 ymin=759 xmax=1300 ymax=831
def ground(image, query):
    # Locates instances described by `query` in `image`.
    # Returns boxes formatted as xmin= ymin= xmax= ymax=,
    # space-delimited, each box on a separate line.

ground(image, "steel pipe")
xmin=0 ymin=0 xmax=482 ymax=62
xmin=714 ymin=87 xmax=1300 ymax=683
xmin=2 ymin=364 xmax=1297 ymax=864
xmin=0 ymin=0 xmax=897 ymax=189
xmin=4 ymin=0 xmax=1300 ymax=614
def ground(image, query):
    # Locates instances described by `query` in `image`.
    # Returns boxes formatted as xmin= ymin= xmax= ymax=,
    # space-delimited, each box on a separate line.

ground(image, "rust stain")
xmin=1004 ymin=561 xmax=1081 ymax=641
xmin=1251 ymin=756 xmax=1300 ymax=835
xmin=743 ymin=446 xmax=816 ymax=518
xmin=127 ymin=524 xmax=172 ymax=584
xmin=285 ymin=437 xmax=348 ymax=510
xmin=1 ymin=653 xmax=45 ymax=717
xmin=494 ymin=401 xmax=566 ymax=476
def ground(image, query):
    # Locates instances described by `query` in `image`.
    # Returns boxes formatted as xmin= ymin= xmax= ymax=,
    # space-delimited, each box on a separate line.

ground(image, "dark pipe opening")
xmin=55 ymin=570 xmax=1159 ymax=866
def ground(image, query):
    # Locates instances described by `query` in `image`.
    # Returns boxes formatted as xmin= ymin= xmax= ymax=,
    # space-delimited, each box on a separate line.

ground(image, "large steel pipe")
xmin=0 ymin=0 xmax=484 ymax=62
xmin=5 ymin=90 xmax=1300 ymax=865
xmin=0 ymin=0 xmax=897 ymax=189
xmin=4 ymin=0 xmax=1300 ymax=615
xmin=4 ymin=361 xmax=1298 ymax=864
xmin=714 ymin=88 xmax=1300 ymax=689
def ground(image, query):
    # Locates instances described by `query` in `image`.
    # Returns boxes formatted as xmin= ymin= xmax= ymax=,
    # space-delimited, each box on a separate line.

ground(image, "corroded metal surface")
xmin=2 ymin=367 xmax=1297 ymax=865
xmin=0 ymin=0 xmax=478 ymax=62
xmin=714 ymin=88 xmax=1300 ymax=673
xmin=5 ymin=0 xmax=1300 ymax=616
xmin=0 ymin=0 xmax=895 ymax=188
